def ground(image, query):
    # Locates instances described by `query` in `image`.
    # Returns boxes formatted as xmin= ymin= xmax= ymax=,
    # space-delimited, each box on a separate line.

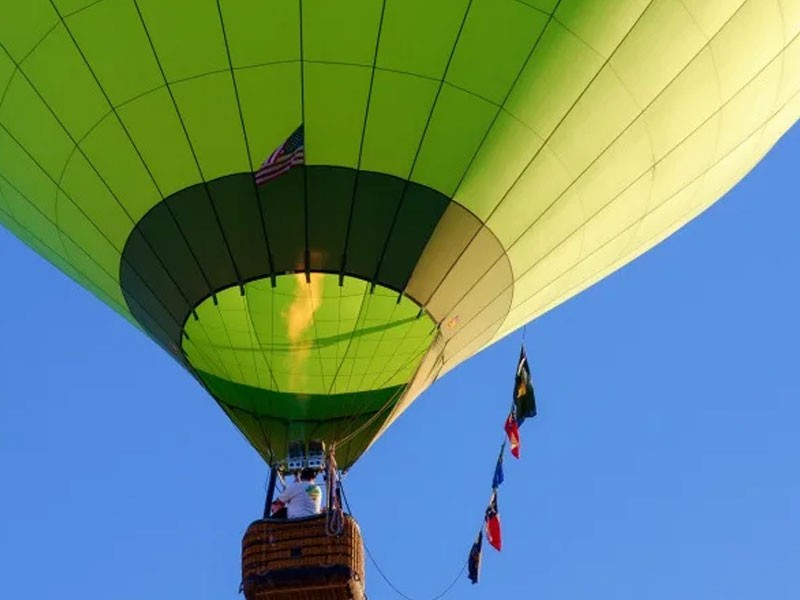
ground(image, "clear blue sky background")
xmin=1 ymin=123 xmax=799 ymax=600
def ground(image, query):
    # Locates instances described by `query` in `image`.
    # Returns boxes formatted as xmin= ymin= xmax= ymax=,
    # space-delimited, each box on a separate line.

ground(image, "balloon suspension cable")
xmin=339 ymin=482 xmax=467 ymax=600
xmin=325 ymin=445 xmax=345 ymax=536
xmin=263 ymin=467 xmax=278 ymax=519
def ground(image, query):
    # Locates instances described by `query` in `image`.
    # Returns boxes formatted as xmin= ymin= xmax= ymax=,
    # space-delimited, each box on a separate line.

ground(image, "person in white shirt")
xmin=270 ymin=468 xmax=322 ymax=519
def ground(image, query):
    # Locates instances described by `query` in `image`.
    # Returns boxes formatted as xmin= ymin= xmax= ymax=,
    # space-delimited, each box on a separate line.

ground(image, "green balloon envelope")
xmin=1 ymin=1 xmax=798 ymax=467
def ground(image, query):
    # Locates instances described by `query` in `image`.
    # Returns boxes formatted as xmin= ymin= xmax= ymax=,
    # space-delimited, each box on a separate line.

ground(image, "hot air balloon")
xmin=1 ymin=1 xmax=799 ymax=598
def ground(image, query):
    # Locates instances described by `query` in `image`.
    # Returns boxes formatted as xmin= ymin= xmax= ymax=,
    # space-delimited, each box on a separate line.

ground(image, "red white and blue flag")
xmin=255 ymin=125 xmax=305 ymax=185
xmin=484 ymin=490 xmax=502 ymax=551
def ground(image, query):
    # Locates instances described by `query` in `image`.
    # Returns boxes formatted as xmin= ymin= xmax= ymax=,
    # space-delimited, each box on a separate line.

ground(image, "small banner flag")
xmin=504 ymin=412 xmax=520 ymax=459
xmin=492 ymin=445 xmax=505 ymax=489
xmin=467 ymin=531 xmax=483 ymax=584
xmin=255 ymin=124 xmax=305 ymax=185
xmin=513 ymin=345 xmax=537 ymax=425
xmin=484 ymin=490 xmax=502 ymax=551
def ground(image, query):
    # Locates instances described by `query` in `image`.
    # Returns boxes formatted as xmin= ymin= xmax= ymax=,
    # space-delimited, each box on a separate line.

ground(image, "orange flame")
xmin=284 ymin=273 xmax=323 ymax=390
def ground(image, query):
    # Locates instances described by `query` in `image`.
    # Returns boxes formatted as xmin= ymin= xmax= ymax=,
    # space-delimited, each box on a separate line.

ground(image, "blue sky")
xmin=1 ymin=122 xmax=799 ymax=600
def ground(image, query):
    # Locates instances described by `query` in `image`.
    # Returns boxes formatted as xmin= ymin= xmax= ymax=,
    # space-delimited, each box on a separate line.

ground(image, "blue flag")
xmin=492 ymin=445 xmax=505 ymax=489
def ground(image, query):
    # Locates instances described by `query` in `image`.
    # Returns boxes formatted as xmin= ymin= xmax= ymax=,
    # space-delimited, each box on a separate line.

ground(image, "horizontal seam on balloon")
xmin=0 ymin=201 xmax=129 ymax=315
xmin=0 ymin=203 xmax=131 ymax=318
xmin=106 ymin=58 xmax=517 ymax=127
xmin=62 ymin=0 xmax=107 ymax=19
xmin=0 ymin=170 xmax=186 ymax=352
xmin=502 ymin=116 xmax=788 ymax=334
xmin=0 ymin=19 xmax=62 ymax=111
xmin=17 ymin=21 xmax=60 ymax=66
xmin=549 ymin=16 xmax=606 ymax=61
xmin=509 ymin=0 xmax=551 ymax=18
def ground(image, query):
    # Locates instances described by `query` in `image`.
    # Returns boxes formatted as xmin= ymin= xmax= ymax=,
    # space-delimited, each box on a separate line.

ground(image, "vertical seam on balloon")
xmin=305 ymin=275 xmax=329 ymax=395
xmin=45 ymin=1 xmax=218 ymax=337
xmin=239 ymin=290 xmax=266 ymax=392
xmin=351 ymin=292 xmax=403 ymax=395
xmin=130 ymin=1 xmax=243 ymax=293
xmin=440 ymin=49 xmax=800 ymax=351
xmin=215 ymin=0 xmax=281 ymax=392
xmin=419 ymin=0 xmax=563 ymax=313
xmin=339 ymin=0 xmax=388 ymax=284
xmin=131 ymin=0 xmax=250 ymax=383
xmin=332 ymin=289 xmax=380 ymax=440
xmin=368 ymin=0 xmax=476 ymax=294
xmin=337 ymin=287 xmax=375 ymax=403
xmin=326 ymin=282 xmax=368 ymax=398
xmin=215 ymin=0 xmax=277 ymax=284
xmin=242 ymin=287 xmax=281 ymax=393
xmin=297 ymin=0 xmax=326 ymax=398
xmin=298 ymin=0 xmax=310 ymax=284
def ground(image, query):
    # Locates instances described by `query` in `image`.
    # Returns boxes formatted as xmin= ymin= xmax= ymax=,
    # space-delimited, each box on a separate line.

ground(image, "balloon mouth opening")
xmin=180 ymin=272 xmax=437 ymax=398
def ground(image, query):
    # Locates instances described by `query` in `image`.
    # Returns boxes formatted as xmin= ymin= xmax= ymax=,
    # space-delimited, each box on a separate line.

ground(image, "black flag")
xmin=513 ymin=346 xmax=537 ymax=425
xmin=467 ymin=531 xmax=483 ymax=584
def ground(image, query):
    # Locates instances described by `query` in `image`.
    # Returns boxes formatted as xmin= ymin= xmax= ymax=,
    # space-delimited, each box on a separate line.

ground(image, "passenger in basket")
xmin=270 ymin=468 xmax=323 ymax=519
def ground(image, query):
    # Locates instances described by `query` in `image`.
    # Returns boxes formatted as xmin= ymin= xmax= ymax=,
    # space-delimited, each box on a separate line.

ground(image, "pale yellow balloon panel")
xmin=499 ymin=91 xmax=800 ymax=343
xmin=487 ymin=0 xmax=800 ymax=342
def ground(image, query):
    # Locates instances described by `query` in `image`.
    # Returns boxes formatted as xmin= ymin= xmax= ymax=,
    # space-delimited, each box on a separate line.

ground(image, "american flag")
xmin=255 ymin=124 xmax=305 ymax=185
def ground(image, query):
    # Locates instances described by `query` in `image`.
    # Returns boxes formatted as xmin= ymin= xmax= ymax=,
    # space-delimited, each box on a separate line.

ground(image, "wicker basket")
xmin=242 ymin=514 xmax=365 ymax=600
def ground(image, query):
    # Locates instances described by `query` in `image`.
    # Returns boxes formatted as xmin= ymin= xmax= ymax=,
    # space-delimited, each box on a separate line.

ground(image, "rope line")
xmin=340 ymin=483 xmax=467 ymax=600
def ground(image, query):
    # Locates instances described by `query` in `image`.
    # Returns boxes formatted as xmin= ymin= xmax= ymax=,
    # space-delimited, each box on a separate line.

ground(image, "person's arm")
xmin=270 ymin=483 xmax=298 ymax=514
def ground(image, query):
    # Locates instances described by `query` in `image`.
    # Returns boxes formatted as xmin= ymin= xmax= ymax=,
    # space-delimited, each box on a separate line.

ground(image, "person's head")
xmin=299 ymin=467 xmax=319 ymax=482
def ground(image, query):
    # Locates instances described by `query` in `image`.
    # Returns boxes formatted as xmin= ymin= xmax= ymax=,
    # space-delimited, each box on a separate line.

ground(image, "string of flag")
xmin=467 ymin=344 xmax=538 ymax=585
